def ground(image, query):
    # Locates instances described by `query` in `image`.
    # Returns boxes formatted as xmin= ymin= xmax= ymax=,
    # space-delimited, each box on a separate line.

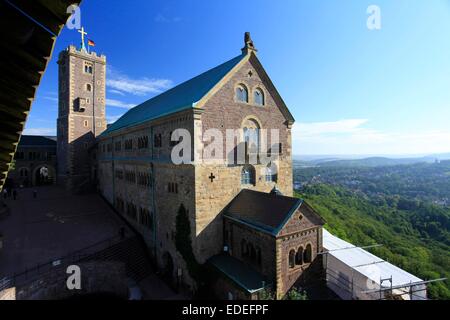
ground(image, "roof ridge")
xmin=102 ymin=53 xmax=246 ymax=135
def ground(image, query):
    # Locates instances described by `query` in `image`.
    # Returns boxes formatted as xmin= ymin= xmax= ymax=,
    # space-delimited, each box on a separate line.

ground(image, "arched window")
xmin=296 ymin=247 xmax=304 ymax=265
xmin=254 ymin=88 xmax=264 ymax=106
xmin=289 ymin=249 xmax=296 ymax=268
xmin=241 ymin=165 xmax=255 ymax=185
xmin=19 ymin=168 xmax=28 ymax=177
xmin=244 ymin=127 xmax=260 ymax=154
xmin=304 ymin=244 xmax=312 ymax=263
xmin=241 ymin=239 xmax=247 ymax=257
xmin=86 ymin=83 xmax=92 ymax=92
xmin=265 ymin=163 xmax=278 ymax=183
xmin=250 ymin=244 xmax=256 ymax=261
xmin=236 ymin=84 xmax=248 ymax=103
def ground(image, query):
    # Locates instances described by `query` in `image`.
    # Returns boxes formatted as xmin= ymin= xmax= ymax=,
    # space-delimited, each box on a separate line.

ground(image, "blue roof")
xmin=208 ymin=254 xmax=270 ymax=293
xmin=223 ymin=189 xmax=304 ymax=236
xmin=103 ymin=54 xmax=246 ymax=135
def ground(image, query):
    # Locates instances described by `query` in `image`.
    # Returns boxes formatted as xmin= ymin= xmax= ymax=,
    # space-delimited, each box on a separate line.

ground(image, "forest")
xmin=294 ymin=161 xmax=450 ymax=299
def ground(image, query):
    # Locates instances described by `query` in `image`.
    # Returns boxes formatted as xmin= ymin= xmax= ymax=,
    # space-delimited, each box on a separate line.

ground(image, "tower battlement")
xmin=56 ymin=43 xmax=107 ymax=192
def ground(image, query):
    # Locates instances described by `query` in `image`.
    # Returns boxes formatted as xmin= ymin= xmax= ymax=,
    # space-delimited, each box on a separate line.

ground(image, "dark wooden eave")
xmin=0 ymin=0 xmax=81 ymax=189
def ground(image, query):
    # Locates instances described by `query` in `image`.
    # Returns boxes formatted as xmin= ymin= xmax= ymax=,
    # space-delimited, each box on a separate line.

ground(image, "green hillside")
xmin=296 ymin=184 xmax=450 ymax=300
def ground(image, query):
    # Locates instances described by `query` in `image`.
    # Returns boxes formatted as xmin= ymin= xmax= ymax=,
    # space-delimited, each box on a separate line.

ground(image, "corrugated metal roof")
xmin=323 ymin=229 xmax=422 ymax=287
xmin=102 ymin=53 xmax=246 ymax=135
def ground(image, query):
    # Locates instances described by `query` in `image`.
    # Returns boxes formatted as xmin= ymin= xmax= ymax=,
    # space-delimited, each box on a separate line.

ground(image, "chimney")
xmin=241 ymin=32 xmax=258 ymax=55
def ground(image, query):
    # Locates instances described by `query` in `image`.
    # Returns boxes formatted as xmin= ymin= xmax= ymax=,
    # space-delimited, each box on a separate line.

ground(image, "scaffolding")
xmin=321 ymin=230 xmax=447 ymax=300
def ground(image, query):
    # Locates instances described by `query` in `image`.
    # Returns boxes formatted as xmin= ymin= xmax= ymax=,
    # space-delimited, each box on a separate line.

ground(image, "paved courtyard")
xmin=0 ymin=186 xmax=128 ymax=277
xmin=0 ymin=186 xmax=183 ymax=299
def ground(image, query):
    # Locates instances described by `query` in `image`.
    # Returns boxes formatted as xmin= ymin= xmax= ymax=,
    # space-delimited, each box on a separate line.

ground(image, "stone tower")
xmin=57 ymin=45 xmax=106 ymax=191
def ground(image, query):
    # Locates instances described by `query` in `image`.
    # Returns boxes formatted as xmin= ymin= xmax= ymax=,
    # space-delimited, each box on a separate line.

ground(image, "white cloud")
xmin=106 ymin=114 xmax=124 ymax=124
xmin=23 ymin=128 xmax=56 ymax=136
xmin=109 ymin=89 xmax=125 ymax=96
xmin=106 ymin=99 xmax=136 ymax=109
xmin=106 ymin=66 xmax=172 ymax=96
xmin=43 ymin=96 xmax=58 ymax=102
xmin=292 ymin=119 xmax=450 ymax=156
xmin=296 ymin=119 xmax=370 ymax=137
xmin=154 ymin=13 xmax=182 ymax=23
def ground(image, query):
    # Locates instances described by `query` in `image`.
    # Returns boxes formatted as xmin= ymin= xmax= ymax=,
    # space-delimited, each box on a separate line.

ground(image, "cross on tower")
xmin=78 ymin=27 xmax=88 ymax=51
xmin=209 ymin=173 xmax=216 ymax=183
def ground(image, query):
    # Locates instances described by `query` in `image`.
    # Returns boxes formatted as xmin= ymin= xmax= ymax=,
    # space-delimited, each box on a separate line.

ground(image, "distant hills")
xmin=293 ymin=153 xmax=450 ymax=168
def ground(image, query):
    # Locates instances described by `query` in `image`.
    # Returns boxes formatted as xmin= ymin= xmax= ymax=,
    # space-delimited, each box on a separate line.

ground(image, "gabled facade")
xmin=95 ymin=33 xmax=314 ymax=296
xmin=213 ymin=189 xmax=325 ymax=299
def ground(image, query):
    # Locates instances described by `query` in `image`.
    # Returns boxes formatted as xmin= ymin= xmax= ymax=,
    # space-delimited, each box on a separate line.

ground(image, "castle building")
xmin=5 ymin=135 xmax=57 ymax=188
xmin=91 ymin=33 xmax=325 ymax=299
xmin=47 ymin=32 xmax=326 ymax=299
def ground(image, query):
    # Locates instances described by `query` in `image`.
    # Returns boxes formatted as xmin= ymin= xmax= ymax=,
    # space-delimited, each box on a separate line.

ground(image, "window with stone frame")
xmin=254 ymin=88 xmax=265 ymax=106
xmin=289 ymin=250 xmax=296 ymax=268
xmin=236 ymin=84 xmax=248 ymax=103
xmin=265 ymin=163 xmax=278 ymax=183
xmin=126 ymin=202 xmax=137 ymax=220
xmin=125 ymin=170 xmax=136 ymax=183
xmin=138 ymin=136 xmax=149 ymax=149
xmin=19 ymin=168 xmax=28 ymax=177
xmin=295 ymin=247 xmax=304 ymax=265
xmin=168 ymin=182 xmax=178 ymax=194
xmin=115 ymin=141 xmax=122 ymax=152
xmin=241 ymin=165 xmax=256 ymax=185
xmin=84 ymin=62 xmax=93 ymax=74
xmin=154 ymin=133 xmax=162 ymax=148
xmin=124 ymin=139 xmax=133 ymax=150
xmin=303 ymin=244 xmax=312 ymax=263
xmin=241 ymin=239 xmax=248 ymax=257
xmin=139 ymin=208 xmax=152 ymax=230
xmin=138 ymin=172 xmax=151 ymax=187
xmin=115 ymin=169 xmax=123 ymax=180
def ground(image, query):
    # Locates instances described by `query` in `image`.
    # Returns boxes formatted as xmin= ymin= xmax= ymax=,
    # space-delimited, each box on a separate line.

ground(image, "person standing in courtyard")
xmin=12 ymin=189 xmax=17 ymax=200
xmin=33 ymin=189 xmax=37 ymax=199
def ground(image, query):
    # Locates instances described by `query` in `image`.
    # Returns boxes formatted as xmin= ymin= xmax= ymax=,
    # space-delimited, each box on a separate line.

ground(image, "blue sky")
xmin=24 ymin=0 xmax=450 ymax=156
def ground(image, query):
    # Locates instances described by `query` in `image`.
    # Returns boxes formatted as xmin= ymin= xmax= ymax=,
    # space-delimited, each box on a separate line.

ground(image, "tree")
xmin=284 ymin=287 xmax=308 ymax=300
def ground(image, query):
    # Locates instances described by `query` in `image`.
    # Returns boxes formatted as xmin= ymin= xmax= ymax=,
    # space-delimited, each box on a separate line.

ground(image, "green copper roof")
xmin=103 ymin=53 xmax=246 ymax=135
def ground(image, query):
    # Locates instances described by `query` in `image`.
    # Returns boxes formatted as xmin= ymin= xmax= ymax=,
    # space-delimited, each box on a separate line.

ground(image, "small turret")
xmin=241 ymin=32 xmax=258 ymax=55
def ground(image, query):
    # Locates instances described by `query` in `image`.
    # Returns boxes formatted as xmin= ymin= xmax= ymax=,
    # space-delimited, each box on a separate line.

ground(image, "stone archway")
xmin=32 ymin=165 xmax=56 ymax=186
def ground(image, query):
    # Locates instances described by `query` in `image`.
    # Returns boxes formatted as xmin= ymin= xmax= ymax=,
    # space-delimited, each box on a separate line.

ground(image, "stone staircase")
xmin=79 ymin=236 xmax=153 ymax=282
xmin=1 ymin=234 xmax=153 ymax=296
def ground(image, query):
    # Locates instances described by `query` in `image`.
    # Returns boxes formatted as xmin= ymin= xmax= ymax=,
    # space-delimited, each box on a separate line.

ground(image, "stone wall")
xmin=224 ymin=218 xmax=276 ymax=280
xmin=191 ymin=56 xmax=293 ymax=263
xmin=97 ymin=111 xmax=197 ymax=288
xmin=57 ymin=46 xmax=107 ymax=191
xmin=7 ymin=145 xmax=57 ymax=187
xmin=1 ymin=261 xmax=128 ymax=300
xmin=96 ymin=52 xmax=296 ymax=292
xmin=276 ymin=206 xmax=323 ymax=299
